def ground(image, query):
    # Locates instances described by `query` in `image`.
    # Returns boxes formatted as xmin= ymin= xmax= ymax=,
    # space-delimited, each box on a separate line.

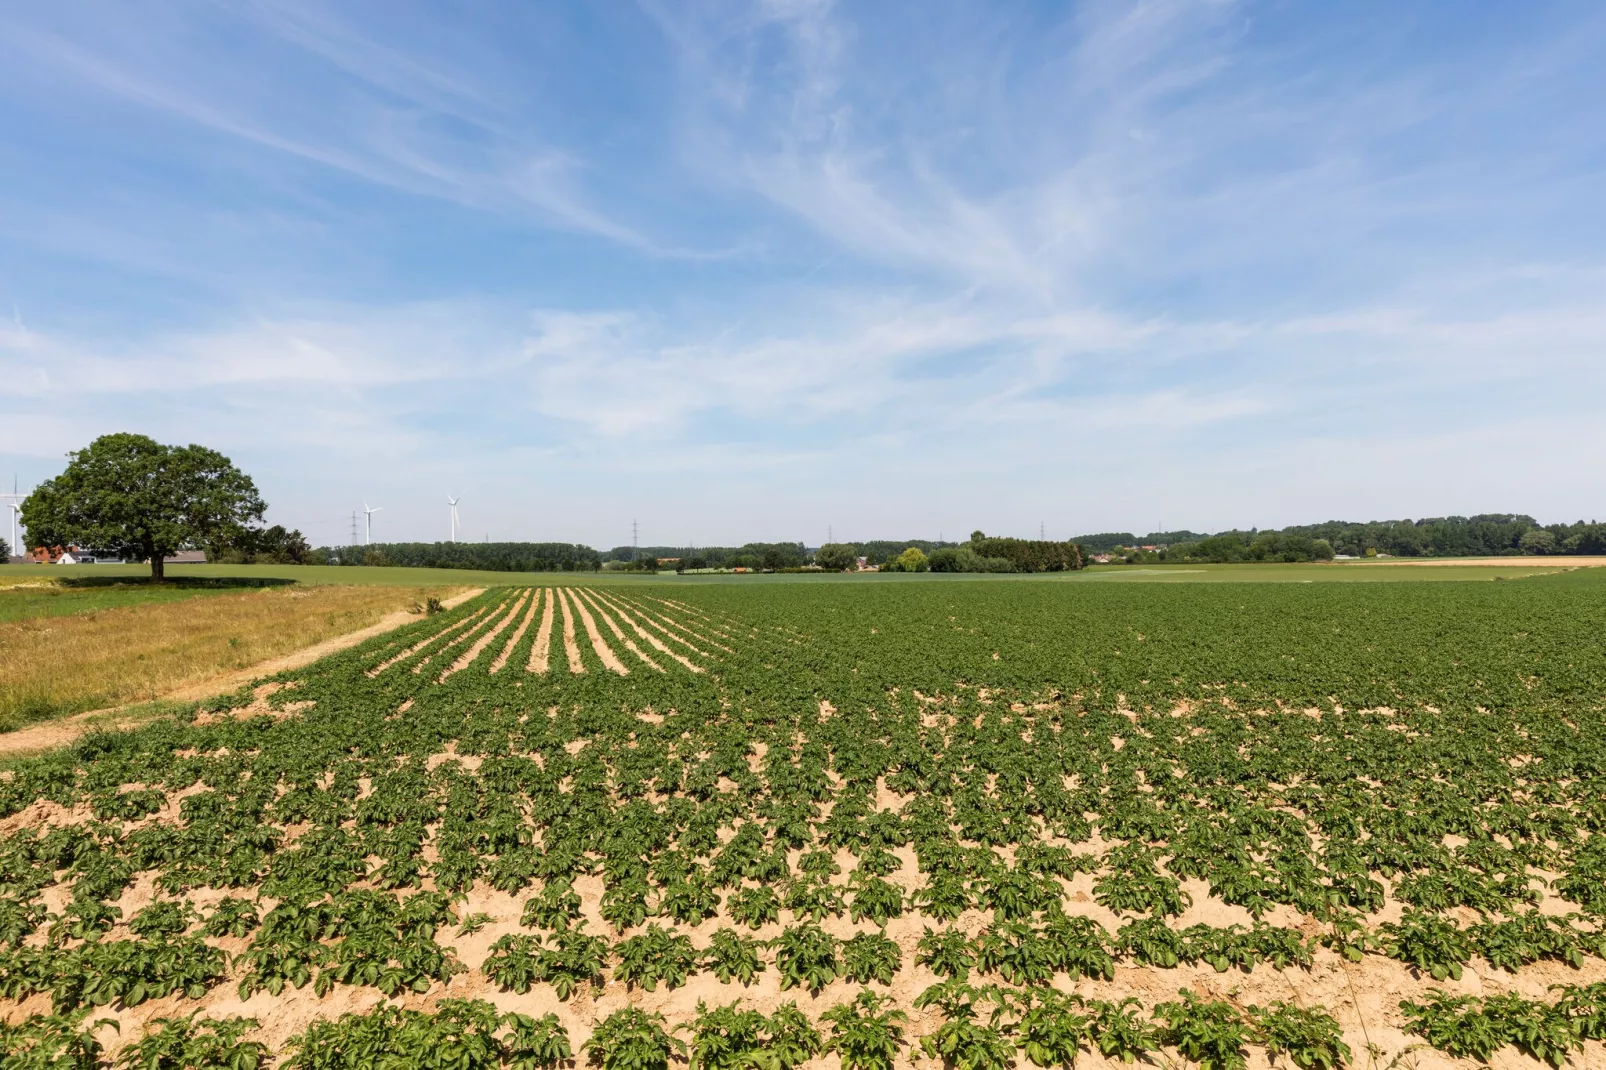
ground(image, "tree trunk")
xmin=149 ymin=546 xmax=165 ymax=582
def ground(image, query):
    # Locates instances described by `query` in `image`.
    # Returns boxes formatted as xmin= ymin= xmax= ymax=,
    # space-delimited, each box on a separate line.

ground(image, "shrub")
xmin=1115 ymin=917 xmax=1184 ymax=968
xmin=841 ymin=930 xmax=901 ymax=985
xmin=822 ymin=991 xmax=908 ymax=1070
xmin=725 ymin=886 xmax=780 ymax=929
xmin=772 ymin=923 xmax=839 ymax=994
xmin=613 ymin=924 xmax=698 ymax=992
xmin=115 ymin=1013 xmax=267 ymax=1070
xmin=200 ymin=898 xmax=259 ymax=939
xmin=1153 ymin=990 xmax=1251 ymax=1070
xmin=585 ymin=1008 xmax=684 ymax=1070
xmin=1014 ymin=991 xmax=1091 ymax=1068
xmin=284 ymin=1000 xmax=562 ymax=1070
xmin=1382 ymin=911 xmax=1473 ymax=981
xmin=1042 ymin=913 xmax=1115 ymax=981
xmin=684 ymin=1001 xmax=820 ymax=1070
xmin=0 ymin=1011 xmax=113 ymax=1070
xmin=1251 ymin=1002 xmax=1351 ymax=1070
xmin=916 ymin=926 xmax=975 ymax=979
xmin=1400 ymin=991 xmax=1508 ymax=1063
xmin=701 ymin=929 xmax=765 ymax=986
xmin=1084 ymin=997 xmax=1158 ymax=1064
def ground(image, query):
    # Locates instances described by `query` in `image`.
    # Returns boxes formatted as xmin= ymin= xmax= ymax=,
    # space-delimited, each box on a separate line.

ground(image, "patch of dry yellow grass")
xmin=0 ymin=584 xmax=456 ymax=730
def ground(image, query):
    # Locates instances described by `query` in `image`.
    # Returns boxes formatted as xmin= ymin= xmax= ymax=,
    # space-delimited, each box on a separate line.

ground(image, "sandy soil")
xmin=441 ymin=591 xmax=530 ymax=681
xmin=633 ymin=600 xmax=729 ymax=656
xmin=491 ymin=590 xmax=542 ymax=674
xmin=0 ymin=588 xmax=482 ymax=757
xmin=367 ymin=603 xmax=491 ymax=677
xmin=528 ymin=588 xmax=557 ymax=674
xmin=566 ymin=587 xmax=629 ymax=675
xmin=3 ymin=820 xmax=1594 ymax=1069
xmin=589 ymin=589 xmax=702 ymax=672
xmin=574 ymin=588 xmax=664 ymax=672
xmin=555 ymin=587 xmax=585 ymax=673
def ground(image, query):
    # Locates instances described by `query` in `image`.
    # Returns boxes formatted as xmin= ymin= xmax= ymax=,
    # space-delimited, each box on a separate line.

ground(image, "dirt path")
xmin=0 ymin=587 xmax=484 ymax=758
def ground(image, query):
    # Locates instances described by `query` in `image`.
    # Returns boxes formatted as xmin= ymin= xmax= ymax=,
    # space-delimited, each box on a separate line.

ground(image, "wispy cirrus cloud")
xmin=0 ymin=3 xmax=667 ymax=251
xmin=2 ymin=1 xmax=1604 ymax=544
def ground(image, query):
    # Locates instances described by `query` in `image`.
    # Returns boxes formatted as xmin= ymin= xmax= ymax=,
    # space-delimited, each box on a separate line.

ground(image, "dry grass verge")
xmin=0 ymin=583 xmax=461 ymax=732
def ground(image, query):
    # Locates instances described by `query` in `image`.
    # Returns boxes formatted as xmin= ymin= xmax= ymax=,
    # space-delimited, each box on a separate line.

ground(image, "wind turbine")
xmin=3 ymin=476 xmax=22 ymax=560
xmin=362 ymin=501 xmax=383 ymax=545
xmin=447 ymin=496 xmax=461 ymax=542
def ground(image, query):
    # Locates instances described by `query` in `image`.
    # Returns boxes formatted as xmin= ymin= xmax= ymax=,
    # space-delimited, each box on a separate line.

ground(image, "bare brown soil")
xmin=555 ymin=587 xmax=585 ymax=673
xmin=490 ymin=590 xmax=541 ymax=674
xmin=528 ymin=588 xmax=556 ymax=674
xmin=441 ymin=591 xmax=530 ymax=681
xmin=573 ymin=589 xmax=663 ymax=672
xmin=566 ymin=587 xmax=629 ymax=675
xmin=3 ymin=807 xmax=1598 ymax=1069
xmin=589 ymin=589 xmax=703 ymax=672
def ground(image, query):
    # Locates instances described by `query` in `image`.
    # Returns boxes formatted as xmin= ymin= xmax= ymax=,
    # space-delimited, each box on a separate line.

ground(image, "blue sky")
xmin=3 ymin=1 xmax=1604 ymax=549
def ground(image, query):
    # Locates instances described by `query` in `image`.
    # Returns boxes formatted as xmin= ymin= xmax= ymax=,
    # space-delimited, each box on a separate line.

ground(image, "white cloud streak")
xmin=2 ymin=2 xmax=1604 ymax=542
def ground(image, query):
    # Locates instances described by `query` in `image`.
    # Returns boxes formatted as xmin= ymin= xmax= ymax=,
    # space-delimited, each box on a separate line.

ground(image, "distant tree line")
xmin=966 ymin=532 xmax=1085 ymax=571
xmin=812 ymin=532 xmax=1086 ymax=574
xmin=605 ymin=543 xmax=810 ymax=571
xmin=1076 ymin=531 xmax=1207 ymax=552
xmin=853 ymin=540 xmax=957 ymax=566
xmin=1164 ymin=531 xmax=1337 ymax=564
xmin=318 ymin=542 xmax=602 ymax=572
xmin=297 ymin=516 xmax=1603 ymax=575
xmin=1080 ymin=515 xmax=1606 ymax=564
xmin=1279 ymin=515 xmax=1606 ymax=557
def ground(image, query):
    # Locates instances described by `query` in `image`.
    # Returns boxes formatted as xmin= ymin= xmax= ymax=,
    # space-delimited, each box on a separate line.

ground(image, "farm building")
xmin=25 ymin=545 xmax=109 ymax=564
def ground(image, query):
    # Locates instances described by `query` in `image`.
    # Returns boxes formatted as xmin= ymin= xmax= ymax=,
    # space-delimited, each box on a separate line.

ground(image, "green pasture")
xmin=0 ymin=576 xmax=290 ymax=623
xmin=4 ymin=557 xmax=1588 ymax=592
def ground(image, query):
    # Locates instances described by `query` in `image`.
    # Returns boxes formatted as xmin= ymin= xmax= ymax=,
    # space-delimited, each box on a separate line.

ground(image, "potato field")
xmin=5 ymin=573 xmax=1606 ymax=1069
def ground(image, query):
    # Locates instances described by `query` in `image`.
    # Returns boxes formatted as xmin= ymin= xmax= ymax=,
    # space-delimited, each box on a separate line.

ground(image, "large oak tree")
xmin=22 ymin=433 xmax=266 ymax=580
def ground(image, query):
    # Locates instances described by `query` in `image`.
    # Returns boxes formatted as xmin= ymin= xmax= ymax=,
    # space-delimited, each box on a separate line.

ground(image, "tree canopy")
xmin=322 ymin=541 xmax=602 ymax=572
xmin=814 ymin=543 xmax=858 ymax=571
xmin=21 ymin=433 xmax=265 ymax=580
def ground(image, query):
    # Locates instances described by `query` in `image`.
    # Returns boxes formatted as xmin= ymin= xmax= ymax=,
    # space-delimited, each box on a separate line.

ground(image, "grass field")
xmin=0 ymin=582 xmax=463 ymax=732
xmin=0 ymin=577 xmax=295 ymax=624
xmin=2 ymin=568 xmax=1605 ymax=1067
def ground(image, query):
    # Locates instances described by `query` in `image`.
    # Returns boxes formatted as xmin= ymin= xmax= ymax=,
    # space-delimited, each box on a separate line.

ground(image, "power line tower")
xmin=828 ymin=524 xmax=833 ymax=544
xmin=632 ymin=520 xmax=639 ymax=562
xmin=350 ymin=512 xmax=359 ymax=546
xmin=1040 ymin=521 xmax=1045 ymax=540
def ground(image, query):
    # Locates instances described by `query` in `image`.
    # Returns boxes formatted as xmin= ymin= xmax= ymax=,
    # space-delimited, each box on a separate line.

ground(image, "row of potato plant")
xmin=1 ymin=573 xmax=1605 ymax=1064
